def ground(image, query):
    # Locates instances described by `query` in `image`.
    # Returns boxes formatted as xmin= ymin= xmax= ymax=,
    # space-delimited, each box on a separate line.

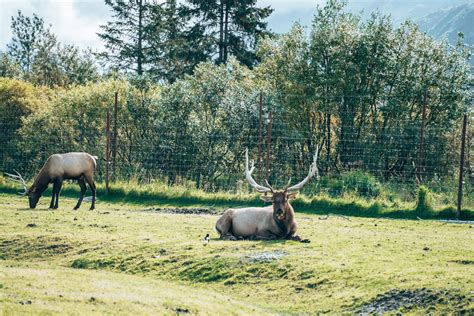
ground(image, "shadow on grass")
xmin=0 ymin=183 xmax=472 ymax=221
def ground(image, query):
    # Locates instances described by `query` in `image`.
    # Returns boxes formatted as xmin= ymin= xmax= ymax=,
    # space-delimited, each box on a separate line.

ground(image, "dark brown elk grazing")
xmin=7 ymin=152 xmax=97 ymax=210
xmin=215 ymin=147 xmax=319 ymax=242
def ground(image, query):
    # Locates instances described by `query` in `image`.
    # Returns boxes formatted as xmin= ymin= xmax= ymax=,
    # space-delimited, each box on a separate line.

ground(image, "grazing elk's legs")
xmin=49 ymin=183 xmax=56 ymax=209
xmin=53 ymin=179 xmax=63 ymax=209
xmin=49 ymin=178 xmax=62 ymax=209
xmin=74 ymin=177 xmax=87 ymax=210
xmin=85 ymin=175 xmax=96 ymax=210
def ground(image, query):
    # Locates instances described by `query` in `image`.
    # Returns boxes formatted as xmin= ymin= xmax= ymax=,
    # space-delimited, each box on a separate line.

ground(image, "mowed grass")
xmin=0 ymin=193 xmax=473 ymax=315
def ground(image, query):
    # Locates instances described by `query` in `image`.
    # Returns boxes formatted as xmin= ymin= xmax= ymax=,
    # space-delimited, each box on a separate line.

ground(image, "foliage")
xmin=0 ymin=1 xmax=471 ymax=206
xmin=321 ymin=171 xmax=382 ymax=198
xmin=0 ymin=78 xmax=51 ymax=171
xmin=256 ymin=0 xmax=471 ymax=181
xmin=416 ymin=185 xmax=433 ymax=214
xmin=184 ymin=0 xmax=273 ymax=67
xmin=98 ymin=0 xmax=273 ymax=80
xmin=3 ymin=10 xmax=99 ymax=87
xmin=98 ymin=0 xmax=153 ymax=76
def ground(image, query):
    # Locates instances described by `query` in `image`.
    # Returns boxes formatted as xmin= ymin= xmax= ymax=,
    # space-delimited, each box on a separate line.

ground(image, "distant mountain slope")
xmin=417 ymin=3 xmax=474 ymax=45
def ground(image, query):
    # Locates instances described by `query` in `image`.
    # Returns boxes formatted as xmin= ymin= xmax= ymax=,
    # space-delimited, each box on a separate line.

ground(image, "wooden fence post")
xmin=265 ymin=111 xmax=273 ymax=184
xmin=457 ymin=114 xmax=468 ymax=219
xmin=112 ymin=92 xmax=118 ymax=181
xmin=257 ymin=92 xmax=263 ymax=180
xmin=105 ymin=108 xmax=110 ymax=195
xmin=417 ymin=91 xmax=428 ymax=183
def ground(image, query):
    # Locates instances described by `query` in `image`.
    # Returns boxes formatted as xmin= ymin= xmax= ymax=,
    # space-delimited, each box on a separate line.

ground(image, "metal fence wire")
xmin=0 ymin=92 xmax=472 ymax=210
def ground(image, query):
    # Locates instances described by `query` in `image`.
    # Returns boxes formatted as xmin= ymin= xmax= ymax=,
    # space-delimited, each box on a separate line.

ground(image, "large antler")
xmin=245 ymin=148 xmax=273 ymax=193
xmin=5 ymin=170 xmax=28 ymax=196
xmin=286 ymin=146 xmax=319 ymax=192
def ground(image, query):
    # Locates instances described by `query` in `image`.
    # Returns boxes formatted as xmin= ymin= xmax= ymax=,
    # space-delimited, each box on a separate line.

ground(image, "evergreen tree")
xmin=148 ymin=0 xmax=209 ymax=82
xmin=98 ymin=0 xmax=153 ymax=75
xmin=184 ymin=0 xmax=273 ymax=67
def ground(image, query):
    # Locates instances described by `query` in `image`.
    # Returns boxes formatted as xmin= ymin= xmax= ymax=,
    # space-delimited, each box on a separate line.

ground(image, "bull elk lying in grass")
xmin=216 ymin=147 xmax=319 ymax=242
xmin=7 ymin=152 xmax=97 ymax=210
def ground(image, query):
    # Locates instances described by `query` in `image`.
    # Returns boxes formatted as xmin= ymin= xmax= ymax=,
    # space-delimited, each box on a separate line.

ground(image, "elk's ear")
xmin=287 ymin=192 xmax=298 ymax=200
xmin=260 ymin=194 xmax=273 ymax=203
xmin=31 ymin=187 xmax=36 ymax=193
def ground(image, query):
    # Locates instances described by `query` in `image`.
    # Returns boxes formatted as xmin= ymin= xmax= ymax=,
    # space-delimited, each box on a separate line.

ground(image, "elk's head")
xmin=245 ymin=147 xmax=319 ymax=221
xmin=6 ymin=170 xmax=39 ymax=209
xmin=26 ymin=186 xmax=41 ymax=209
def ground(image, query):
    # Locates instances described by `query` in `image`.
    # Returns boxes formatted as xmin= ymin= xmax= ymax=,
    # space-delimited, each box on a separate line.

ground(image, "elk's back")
xmin=47 ymin=152 xmax=96 ymax=179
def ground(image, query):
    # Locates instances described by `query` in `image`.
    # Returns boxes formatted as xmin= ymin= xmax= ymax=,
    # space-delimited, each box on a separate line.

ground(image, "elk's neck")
xmin=33 ymin=168 xmax=50 ymax=194
xmin=274 ymin=203 xmax=295 ymax=236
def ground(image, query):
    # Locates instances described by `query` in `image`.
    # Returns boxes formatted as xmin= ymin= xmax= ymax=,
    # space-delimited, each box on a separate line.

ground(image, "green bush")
xmin=322 ymin=171 xmax=382 ymax=198
xmin=416 ymin=185 xmax=432 ymax=214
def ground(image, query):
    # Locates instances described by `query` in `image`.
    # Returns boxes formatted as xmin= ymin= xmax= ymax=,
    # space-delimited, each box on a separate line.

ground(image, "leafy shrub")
xmin=322 ymin=171 xmax=382 ymax=198
xmin=416 ymin=185 xmax=432 ymax=214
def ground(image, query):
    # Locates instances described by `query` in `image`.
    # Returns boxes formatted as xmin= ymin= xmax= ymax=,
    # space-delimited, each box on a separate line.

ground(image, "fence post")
xmin=257 ymin=92 xmax=263 ymax=180
xmin=457 ymin=114 xmax=468 ymax=219
xmin=326 ymin=112 xmax=331 ymax=173
xmin=105 ymin=108 xmax=110 ymax=195
xmin=265 ymin=111 xmax=273 ymax=183
xmin=417 ymin=91 xmax=428 ymax=183
xmin=112 ymin=92 xmax=118 ymax=181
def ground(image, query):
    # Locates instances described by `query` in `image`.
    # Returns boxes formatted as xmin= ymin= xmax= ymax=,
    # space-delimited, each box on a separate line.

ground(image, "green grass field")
xmin=1 ymin=193 xmax=473 ymax=315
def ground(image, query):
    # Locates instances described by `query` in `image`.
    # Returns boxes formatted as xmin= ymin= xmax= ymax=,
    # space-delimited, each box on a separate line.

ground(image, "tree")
xmin=147 ymin=0 xmax=209 ymax=82
xmin=5 ymin=10 xmax=98 ymax=87
xmin=98 ymin=0 xmax=153 ymax=75
xmin=184 ymin=0 xmax=273 ymax=67
xmin=256 ymin=0 xmax=471 ymax=182
xmin=0 ymin=52 xmax=21 ymax=78
xmin=7 ymin=11 xmax=54 ymax=76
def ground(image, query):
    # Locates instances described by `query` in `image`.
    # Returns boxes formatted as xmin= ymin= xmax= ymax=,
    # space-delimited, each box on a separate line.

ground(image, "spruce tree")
xmin=184 ymin=0 xmax=273 ymax=67
xmin=98 ymin=0 xmax=153 ymax=75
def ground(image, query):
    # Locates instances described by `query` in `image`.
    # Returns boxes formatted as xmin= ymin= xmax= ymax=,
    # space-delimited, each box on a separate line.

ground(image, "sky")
xmin=0 ymin=0 xmax=472 ymax=52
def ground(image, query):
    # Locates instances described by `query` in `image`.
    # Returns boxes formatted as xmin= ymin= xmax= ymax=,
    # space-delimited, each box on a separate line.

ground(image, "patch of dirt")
xmin=142 ymin=207 xmax=218 ymax=215
xmin=451 ymin=259 xmax=474 ymax=265
xmin=175 ymin=307 xmax=190 ymax=314
xmin=357 ymin=288 xmax=472 ymax=314
xmin=0 ymin=236 xmax=74 ymax=260
xmin=246 ymin=250 xmax=288 ymax=262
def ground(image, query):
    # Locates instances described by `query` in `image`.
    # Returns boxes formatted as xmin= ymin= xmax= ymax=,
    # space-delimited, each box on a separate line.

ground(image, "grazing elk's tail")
xmin=91 ymin=155 xmax=98 ymax=169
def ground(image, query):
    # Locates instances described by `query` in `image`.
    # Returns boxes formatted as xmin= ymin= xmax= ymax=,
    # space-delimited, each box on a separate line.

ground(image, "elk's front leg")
xmin=49 ymin=192 xmax=55 ymax=209
xmin=53 ymin=179 xmax=62 ymax=209
xmin=286 ymin=234 xmax=310 ymax=243
xmin=49 ymin=182 xmax=56 ymax=209
xmin=250 ymin=234 xmax=278 ymax=240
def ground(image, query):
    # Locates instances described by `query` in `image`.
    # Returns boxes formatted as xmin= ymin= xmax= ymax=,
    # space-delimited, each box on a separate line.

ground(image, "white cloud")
xmin=0 ymin=0 xmax=110 ymax=52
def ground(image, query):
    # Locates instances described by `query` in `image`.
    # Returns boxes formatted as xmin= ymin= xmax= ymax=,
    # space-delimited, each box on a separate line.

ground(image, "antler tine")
xmin=245 ymin=148 xmax=272 ymax=193
xmin=5 ymin=172 xmax=22 ymax=180
xmin=286 ymin=145 xmax=320 ymax=192
xmin=5 ymin=170 xmax=28 ymax=196
xmin=264 ymin=179 xmax=275 ymax=193
xmin=283 ymin=177 xmax=292 ymax=192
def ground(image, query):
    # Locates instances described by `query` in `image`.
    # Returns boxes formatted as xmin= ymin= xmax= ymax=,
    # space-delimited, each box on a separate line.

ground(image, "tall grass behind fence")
xmin=0 ymin=83 xmax=472 ymax=213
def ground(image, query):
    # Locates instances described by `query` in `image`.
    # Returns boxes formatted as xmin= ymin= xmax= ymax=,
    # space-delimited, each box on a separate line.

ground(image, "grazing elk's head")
xmin=6 ymin=170 xmax=39 ymax=209
xmin=27 ymin=186 xmax=41 ymax=209
xmin=245 ymin=147 xmax=319 ymax=221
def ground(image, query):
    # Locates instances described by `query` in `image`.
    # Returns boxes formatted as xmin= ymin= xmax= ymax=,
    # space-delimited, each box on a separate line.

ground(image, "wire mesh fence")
xmin=0 ymin=91 xmax=472 ymax=210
